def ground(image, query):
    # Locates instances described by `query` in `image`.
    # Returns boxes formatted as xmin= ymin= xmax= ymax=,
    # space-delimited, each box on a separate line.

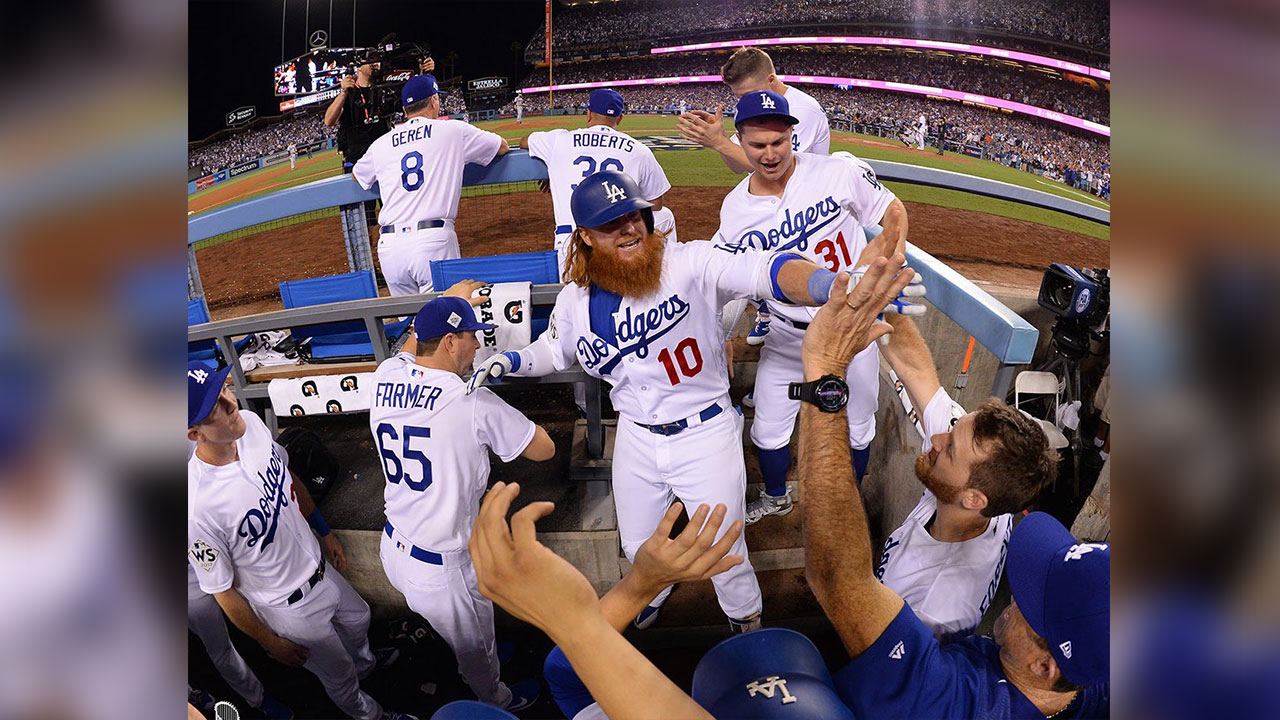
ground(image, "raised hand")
xmin=465 ymin=351 xmax=519 ymax=394
xmin=630 ymin=502 xmax=745 ymax=595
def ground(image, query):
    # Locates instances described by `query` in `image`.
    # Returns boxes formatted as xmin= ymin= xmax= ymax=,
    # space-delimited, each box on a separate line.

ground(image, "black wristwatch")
xmin=788 ymin=374 xmax=849 ymax=413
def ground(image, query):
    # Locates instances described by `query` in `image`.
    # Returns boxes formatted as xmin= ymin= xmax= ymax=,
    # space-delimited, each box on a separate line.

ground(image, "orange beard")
xmin=586 ymin=231 xmax=666 ymax=298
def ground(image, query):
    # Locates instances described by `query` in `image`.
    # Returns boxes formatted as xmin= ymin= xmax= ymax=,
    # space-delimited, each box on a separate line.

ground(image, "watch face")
xmin=815 ymin=378 xmax=849 ymax=411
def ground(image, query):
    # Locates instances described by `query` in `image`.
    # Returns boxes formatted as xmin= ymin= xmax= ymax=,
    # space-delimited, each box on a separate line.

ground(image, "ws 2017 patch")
xmin=190 ymin=539 xmax=220 ymax=571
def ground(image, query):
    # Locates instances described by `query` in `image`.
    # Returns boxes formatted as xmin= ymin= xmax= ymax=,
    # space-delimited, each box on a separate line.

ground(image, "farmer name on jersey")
xmin=572 ymin=132 xmax=635 ymax=152
xmin=391 ymin=123 xmax=433 ymax=147
xmin=576 ymin=293 xmax=691 ymax=370
xmin=238 ymin=445 xmax=292 ymax=550
xmin=718 ymin=196 xmax=842 ymax=255
xmin=374 ymin=381 xmax=444 ymax=411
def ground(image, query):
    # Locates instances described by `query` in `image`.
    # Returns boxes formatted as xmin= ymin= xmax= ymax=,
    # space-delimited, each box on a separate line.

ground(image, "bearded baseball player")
xmin=369 ymin=296 xmax=553 ymax=712
xmin=187 ymin=362 xmax=415 ymax=720
xmin=712 ymin=91 xmax=912 ymax=524
xmin=465 ymin=170 xmax=924 ymax=631
xmin=353 ymin=74 xmax=510 ymax=295
xmin=875 ymin=313 xmax=1065 ymax=639
xmin=679 ymin=46 xmax=832 ymax=348
xmin=521 ymin=88 xmax=677 ymax=275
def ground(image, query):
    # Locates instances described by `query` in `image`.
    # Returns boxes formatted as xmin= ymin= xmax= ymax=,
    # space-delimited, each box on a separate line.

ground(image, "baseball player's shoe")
xmin=505 ymin=678 xmax=541 ymax=713
xmin=257 ymin=695 xmax=294 ymax=720
xmin=364 ymin=647 xmax=400 ymax=678
xmin=728 ymin=612 xmax=763 ymax=634
xmin=380 ymin=712 xmax=419 ymax=720
xmin=741 ymin=391 xmax=755 ymax=409
xmin=745 ymin=316 xmax=771 ymax=346
xmin=633 ymin=601 xmax=664 ymax=630
xmin=744 ymin=488 xmax=793 ymax=525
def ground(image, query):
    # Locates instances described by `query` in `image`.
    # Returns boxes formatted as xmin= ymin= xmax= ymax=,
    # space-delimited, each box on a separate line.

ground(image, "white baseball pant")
xmin=380 ymin=532 xmax=513 ymax=707
xmin=612 ymin=402 xmax=762 ymax=620
xmin=253 ymin=564 xmax=382 ymax=720
xmin=750 ymin=319 xmax=880 ymax=451
xmin=188 ymin=591 xmax=265 ymax=707
xmin=377 ymin=223 xmax=461 ymax=296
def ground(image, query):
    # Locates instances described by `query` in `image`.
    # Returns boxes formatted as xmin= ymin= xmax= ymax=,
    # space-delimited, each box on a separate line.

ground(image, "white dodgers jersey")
xmin=731 ymin=84 xmax=830 ymax=156
xmin=713 ymin=152 xmax=895 ymax=328
xmin=188 ymin=411 xmax=322 ymax=608
xmin=526 ymin=125 xmax=671 ymax=231
xmin=353 ymin=115 xmax=504 ymax=226
xmin=369 ymin=354 xmax=536 ymax=552
xmin=875 ymin=387 xmax=1013 ymax=639
xmin=527 ymin=240 xmax=777 ymax=424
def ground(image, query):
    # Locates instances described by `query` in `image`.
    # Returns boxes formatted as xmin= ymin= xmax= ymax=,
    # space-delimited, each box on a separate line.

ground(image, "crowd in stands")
xmin=189 ymin=115 xmax=333 ymax=175
xmin=520 ymin=49 xmax=1109 ymax=124
xmin=526 ymin=0 xmax=1110 ymax=61
xmin=502 ymin=82 xmax=1108 ymax=198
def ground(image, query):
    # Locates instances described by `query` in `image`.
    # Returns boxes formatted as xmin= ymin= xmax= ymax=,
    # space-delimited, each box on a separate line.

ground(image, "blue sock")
xmin=756 ymin=446 xmax=791 ymax=497
xmin=853 ymin=445 xmax=871 ymax=486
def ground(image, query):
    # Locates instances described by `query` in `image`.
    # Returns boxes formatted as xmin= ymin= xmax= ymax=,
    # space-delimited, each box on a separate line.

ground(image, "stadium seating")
xmin=429 ymin=251 xmax=559 ymax=339
xmin=278 ymin=271 xmax=412 ymax=361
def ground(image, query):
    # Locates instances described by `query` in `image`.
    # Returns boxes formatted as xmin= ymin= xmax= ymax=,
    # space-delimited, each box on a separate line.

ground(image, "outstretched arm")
xmin=880 ymin=314 xmax=942 ymax=421
xmin=677 ymin=107 xmax=752 ymax=173
xmin=797 ymin=257 xmax=917 ymax=656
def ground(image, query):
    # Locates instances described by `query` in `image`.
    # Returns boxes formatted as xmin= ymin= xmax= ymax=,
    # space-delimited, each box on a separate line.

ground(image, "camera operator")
xmin=326 ymin=56 xmax=435 ymax=170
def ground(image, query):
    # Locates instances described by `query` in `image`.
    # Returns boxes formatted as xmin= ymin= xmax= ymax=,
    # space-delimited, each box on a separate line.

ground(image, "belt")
xmin=634 ymin=402 xmax=723 ymax=436
xmin=555 ymin=224 xmax=573 ymax=235
xmin=286 ymin=561 xmax=326 ymax=606
xmin=384 ymin=521 xmax=443 ymax=565
xmin=380 ymin=219 xmax=446 ymax=233
xmin=777 ymin=316 xmax=809 ymax=331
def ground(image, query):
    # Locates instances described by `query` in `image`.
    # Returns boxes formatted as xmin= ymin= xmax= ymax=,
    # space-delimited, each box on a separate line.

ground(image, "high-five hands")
xmin=466 ymin=351 xmax=520 ymax=394
xmin=629 ymin=502 xmax=745 ymax=596
xmin=469 ymin=482 xmax=601 ymax=641
xmin=803 ymin=254 xmax=921 ymax=373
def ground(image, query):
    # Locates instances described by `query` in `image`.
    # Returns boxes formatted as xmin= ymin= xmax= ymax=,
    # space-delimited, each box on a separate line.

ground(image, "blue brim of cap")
xmin=1007 ymin=511 xmax=1075 ymax=639
xmin=430 ymin=700 xmax=517 ymax=720
xmin=190 ymin=364 xmax=232 ymax=427
xmin=735 ymin=112 xmax=800 ymax=127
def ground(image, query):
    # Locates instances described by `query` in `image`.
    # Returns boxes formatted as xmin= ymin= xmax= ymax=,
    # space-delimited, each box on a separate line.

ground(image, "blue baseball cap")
xmin=413 ymin=296 xmax=495 ymax=341
xmin=402 ymin=74 xmax=445 ymax=106
xmin=1007 ymin=512 xmax=1110 ymax=687
xmin=188 ymin=360 xmax=232 ymax=427
xmin=430 ymin=701 xmax=516 ymax=720
xmin=692 ymin=628 xmax=856 ymax=719
xmin=734 ymin=90 xmax=799 ymax=128
xmin=587 ymin=88 xmax=625 ymax=117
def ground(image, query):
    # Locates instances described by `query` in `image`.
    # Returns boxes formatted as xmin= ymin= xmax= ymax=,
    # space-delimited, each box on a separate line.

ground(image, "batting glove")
xmin=848 ymin=265 xmax=928 ymax=316
xmin=465 ymin=351 xmax=521 ymax=395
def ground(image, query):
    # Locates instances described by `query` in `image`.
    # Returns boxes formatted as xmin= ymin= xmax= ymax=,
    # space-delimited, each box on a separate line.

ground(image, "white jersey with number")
xmin=520 ymin=240 xmax=777 ymax=424
xmin=713 ymin=152 xmax=895 ymax=327
xmin=187 ymin=411 xmax=322 ymax=608
xmin=526 ymin=125 xmax=671 ymax=232
xmin=369 ymin=354 xmax=536 ymax=552
xmin=875 ymin=387 xmax=1013 ymax=639
xmin=731 ymin=85 xmax=830 ymax=156
xmin=353 ymin=115 xmax=504 ymax=226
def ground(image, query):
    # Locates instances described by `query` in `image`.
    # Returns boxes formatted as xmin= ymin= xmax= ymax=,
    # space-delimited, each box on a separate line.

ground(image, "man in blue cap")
xmin=793 ymin=276 xmax=1111 ymax=718
xmin=353 ymin=74 xmax=509 ymax=295
xmin=369 ymin=296 xmax=554 ymax=713
xmin=522 ymin=87 xmax=677 ymax=275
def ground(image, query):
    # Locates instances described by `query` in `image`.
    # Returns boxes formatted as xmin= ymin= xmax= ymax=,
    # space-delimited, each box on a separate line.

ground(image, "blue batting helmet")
xmin=569 ymin=170 xmax=654 ymax=233
xmin=692 ymin=628 xmax=857 ymax=719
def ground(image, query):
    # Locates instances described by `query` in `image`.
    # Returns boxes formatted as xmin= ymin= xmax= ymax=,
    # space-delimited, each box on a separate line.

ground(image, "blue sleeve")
xmin=833 ymin=604 xmax=986 ymax=720
xmin=544 ymin=646 xmax=596 ymax=719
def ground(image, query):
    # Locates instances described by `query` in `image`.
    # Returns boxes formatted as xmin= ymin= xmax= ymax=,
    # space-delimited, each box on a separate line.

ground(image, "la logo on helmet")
xmin=603 ymin=181 xmax=628 ymax=203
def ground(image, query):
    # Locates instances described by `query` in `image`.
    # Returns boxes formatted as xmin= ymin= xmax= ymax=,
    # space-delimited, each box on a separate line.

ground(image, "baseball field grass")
xmin=188 ymin=114 xmax=1109 ymax=243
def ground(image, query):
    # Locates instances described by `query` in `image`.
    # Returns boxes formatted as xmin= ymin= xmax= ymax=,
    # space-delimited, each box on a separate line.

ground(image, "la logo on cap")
xmin=603 ymin=181 xmax=628 ymax=203
xmin=1059 ymin=640 xmax=1073 ymax=659
xmin=1064 ymin=543 xmax=1107 ymax=562
xmin=447 ymin=312 xmax=462 ymax=327
xmin=189 ymin=369 xmax=209 ymax=383
xmin=745 ymin=676 xmax=797 ymax=705
xmin=760 ymin=92 xmax=776 ymax=109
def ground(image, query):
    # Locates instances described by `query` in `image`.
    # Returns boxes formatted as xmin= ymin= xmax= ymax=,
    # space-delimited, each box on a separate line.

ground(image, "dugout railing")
xmin=188 ymin=148 xmax=1110 ymax=449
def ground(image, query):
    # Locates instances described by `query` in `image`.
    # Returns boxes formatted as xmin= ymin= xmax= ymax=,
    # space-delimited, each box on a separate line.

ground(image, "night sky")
xmin=189 ymin=0 xmax=547 ymax=140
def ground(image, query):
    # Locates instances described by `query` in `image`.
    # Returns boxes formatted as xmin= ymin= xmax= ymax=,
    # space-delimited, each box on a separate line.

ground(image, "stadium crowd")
xmin=503 ymin=83 xmax=1108 ymax=198
xmin=526 ymin=0 xmax=1110 ymax=60
xmin=520 ymin=50 xmax=1109 ymax=124
xmin=189 ymin=115 xmax=333 ymax=175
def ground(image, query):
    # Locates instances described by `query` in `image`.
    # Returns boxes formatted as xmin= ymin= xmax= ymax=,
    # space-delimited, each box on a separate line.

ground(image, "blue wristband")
xmin=503 ymin=351 xmax=522 ymax=373
xmin=807 ymin=269 xmax=838 ymax=304
xmin=307 ymin=509 xmax=331 ymax=537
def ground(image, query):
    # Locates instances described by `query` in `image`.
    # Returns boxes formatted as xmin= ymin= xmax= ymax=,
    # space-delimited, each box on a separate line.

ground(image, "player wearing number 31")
xmin=713 ymin=90 xmax=913 ymax=524
xmin=466 ymin=170 xmax=925 ymax=633
xmin=368 ymin=296 xmax=554 ymax=712
xmin=353 ymin=74 xmax=510 ymax=295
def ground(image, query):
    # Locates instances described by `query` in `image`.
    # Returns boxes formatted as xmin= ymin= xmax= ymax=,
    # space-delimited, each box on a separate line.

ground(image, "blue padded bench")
xmin=188 ymin=297 xmax=250 ymax=365
xmin=429 ymin=251 xmax=558 ymax=339
xmin=278 ymin=271 xmax=413 ymax=361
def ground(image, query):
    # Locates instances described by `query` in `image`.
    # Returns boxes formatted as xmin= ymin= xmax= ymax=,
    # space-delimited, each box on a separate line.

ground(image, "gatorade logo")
xmin=603 ymin=181 xmax=628 ymax=204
